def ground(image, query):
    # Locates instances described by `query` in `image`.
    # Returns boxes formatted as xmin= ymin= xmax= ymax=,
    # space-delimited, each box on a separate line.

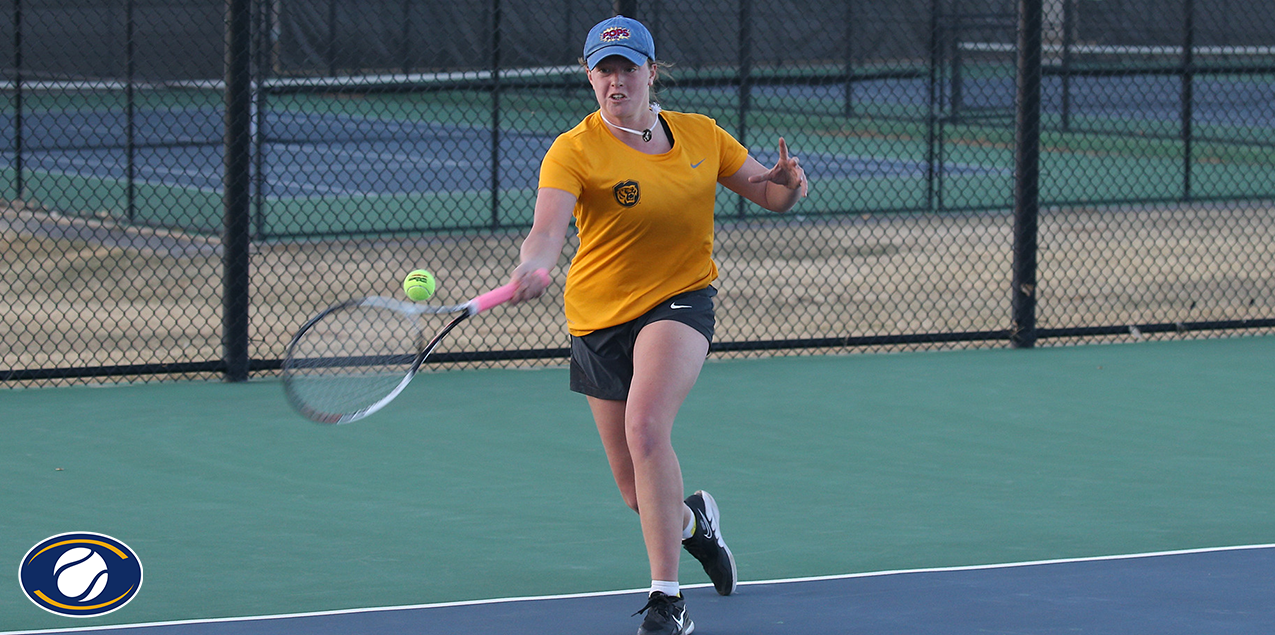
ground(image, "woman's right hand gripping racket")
xmin=282 ymin=270 xmax=550 ymax=424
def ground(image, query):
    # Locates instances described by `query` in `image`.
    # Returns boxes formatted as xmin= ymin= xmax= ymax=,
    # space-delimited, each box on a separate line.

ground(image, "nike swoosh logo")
xmin=690 ymin=159 xmax=705 ymax=168
xmin=670 ymin=303 xmax=692 ymax=309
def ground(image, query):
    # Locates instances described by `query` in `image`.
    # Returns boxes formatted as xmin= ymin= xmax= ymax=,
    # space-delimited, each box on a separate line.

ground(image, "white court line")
xmin=4 ymin=543 xmax=1271 ymax=635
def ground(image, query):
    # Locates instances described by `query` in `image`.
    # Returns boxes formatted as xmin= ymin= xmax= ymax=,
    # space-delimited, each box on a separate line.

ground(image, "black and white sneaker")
xmin=633 ymin=591 xmax=694 ymax=635
xmin=683 ymin=490 xmax=737 ymax=596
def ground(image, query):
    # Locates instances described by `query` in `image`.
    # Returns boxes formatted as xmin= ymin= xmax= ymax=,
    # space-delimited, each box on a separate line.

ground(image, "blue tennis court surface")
xmin=3 ymin=108 xmax=1006 ymax=199
xmin=6 ymin=546 xmax=1271 ymax=635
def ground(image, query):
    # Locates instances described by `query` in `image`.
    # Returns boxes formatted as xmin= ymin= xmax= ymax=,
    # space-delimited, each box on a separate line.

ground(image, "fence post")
xmin=614 ymin=0 xmax=637 ymax=16
xmin=326 ymin=0 xmax=337 ymax=76
xmin=401 ymin=0 xmax=412 ymax=74
xmin=11 ymin=0 xmax=22 ymax=201
xmin=1060 ymin=0 xmax=1074 ymax=131
xmin=948 ymin=0 xmax=963 ymax=123
xmin=925 ymin=0 xmax=940 ymax=211
xmin=736 ymin=0 xmax=752 ymax=218
xmin=843 ymin=0 xmax=855 ymax=117
xmin=223 ymin=0 xmax=253 ymax=381
xmin=1010 ymin=0 xmax=1043 ymax=349
xmin=1180 ymin=0 xmax=1194 ymax=200
xmin=125 ymin=0 xmax=136 ymax=222
xmin=489 ymin=0 xmax=502 ymax=228
xmin=252 ymin=0 xmax=268 ymax=238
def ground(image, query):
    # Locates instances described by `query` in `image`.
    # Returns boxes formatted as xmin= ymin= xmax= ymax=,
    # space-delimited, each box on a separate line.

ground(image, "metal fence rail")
xmin=3 ymin=0 xmax=1273 ymax=386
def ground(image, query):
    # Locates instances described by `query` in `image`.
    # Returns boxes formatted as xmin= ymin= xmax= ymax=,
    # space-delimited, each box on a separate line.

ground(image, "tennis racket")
xmin=282 ymin=270 xmax=549 ymax=424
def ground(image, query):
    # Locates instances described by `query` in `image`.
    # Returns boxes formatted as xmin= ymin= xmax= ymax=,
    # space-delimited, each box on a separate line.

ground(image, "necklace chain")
xmin=600 ymin=105 xmax=660 ymax=143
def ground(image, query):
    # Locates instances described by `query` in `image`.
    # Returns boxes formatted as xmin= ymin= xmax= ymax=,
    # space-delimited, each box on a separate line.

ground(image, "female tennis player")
xmin=508 ymin=15 xmax=807 ymax=635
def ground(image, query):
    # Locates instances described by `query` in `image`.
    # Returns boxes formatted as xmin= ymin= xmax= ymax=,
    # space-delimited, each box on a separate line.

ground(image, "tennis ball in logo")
xmin=403 ymin=269 xmax=436 ymax=302
xmin=54 ymin=547 xmax=109 ymax=602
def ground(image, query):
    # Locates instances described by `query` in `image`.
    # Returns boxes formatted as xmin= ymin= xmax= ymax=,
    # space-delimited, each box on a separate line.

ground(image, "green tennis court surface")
xmin=2 ymin=336 xmax=1273 ymax=632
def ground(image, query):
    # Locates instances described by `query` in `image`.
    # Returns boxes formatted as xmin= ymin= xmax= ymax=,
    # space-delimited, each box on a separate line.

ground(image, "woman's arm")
xmin=509 ymin=187 xmax=577 ymax=303
xmin=719 ymin=137 xmax=808 ymax=213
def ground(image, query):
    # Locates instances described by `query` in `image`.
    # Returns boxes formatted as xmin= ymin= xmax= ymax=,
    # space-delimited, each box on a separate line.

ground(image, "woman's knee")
xmin=624 ymin=414 xmax=673 ymax=461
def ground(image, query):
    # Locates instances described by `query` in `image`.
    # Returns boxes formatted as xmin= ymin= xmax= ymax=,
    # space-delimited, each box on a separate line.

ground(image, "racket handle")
xmin=467 ymin=269 xmax=551 ymax=315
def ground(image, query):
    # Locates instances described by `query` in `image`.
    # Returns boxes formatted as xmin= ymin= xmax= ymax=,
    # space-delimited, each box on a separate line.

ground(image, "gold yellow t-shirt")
xmin=539 ymin=110 xmax=750 ymax=335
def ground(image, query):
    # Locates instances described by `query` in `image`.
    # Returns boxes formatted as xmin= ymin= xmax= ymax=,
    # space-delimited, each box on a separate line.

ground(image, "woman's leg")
xmin=588 ymin=397 xmax=638 ymax=511
xmin=588 ymin=320 xmax=708 ymax=582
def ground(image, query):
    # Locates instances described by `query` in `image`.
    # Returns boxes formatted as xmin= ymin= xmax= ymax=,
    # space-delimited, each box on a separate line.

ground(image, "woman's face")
xmin=588 ymin=56 xmax=656 ymax=121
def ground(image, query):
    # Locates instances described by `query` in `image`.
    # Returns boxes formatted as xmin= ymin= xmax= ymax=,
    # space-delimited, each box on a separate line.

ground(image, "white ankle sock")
xmin=682 ymin=507 xmax=696 ymax=540
xmin=650 ymin=579 xmax=680 ymax=597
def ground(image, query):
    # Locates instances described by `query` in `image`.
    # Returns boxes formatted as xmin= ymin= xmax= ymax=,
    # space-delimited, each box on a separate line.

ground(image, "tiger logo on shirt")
xmin=614 ymin=180 xmax=641 ymax=207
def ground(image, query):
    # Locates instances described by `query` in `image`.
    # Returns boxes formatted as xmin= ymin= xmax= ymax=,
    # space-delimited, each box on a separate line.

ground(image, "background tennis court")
xmin=6 ymin=56 xmax=1274 ymax=237
xmin=3 ymin=91 xmax=1019 ymax=236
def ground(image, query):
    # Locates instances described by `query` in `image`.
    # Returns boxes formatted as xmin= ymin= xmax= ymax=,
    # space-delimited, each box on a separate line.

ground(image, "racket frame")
xmin=281 ymin=272 xmax=547 ymax=425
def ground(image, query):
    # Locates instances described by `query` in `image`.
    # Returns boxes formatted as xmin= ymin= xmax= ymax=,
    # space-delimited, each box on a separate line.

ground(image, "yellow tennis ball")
xmin=402 ymin=270 xmax=436 ymax=302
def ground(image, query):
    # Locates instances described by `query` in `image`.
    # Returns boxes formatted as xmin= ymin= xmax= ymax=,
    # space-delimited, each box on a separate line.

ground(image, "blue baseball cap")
xmin=584 ymin=16 xmax=655 ymax=70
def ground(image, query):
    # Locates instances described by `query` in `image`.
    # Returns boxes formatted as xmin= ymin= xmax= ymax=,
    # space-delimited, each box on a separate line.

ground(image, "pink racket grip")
xmin=466 ymin=269 xmax=551 ymax=315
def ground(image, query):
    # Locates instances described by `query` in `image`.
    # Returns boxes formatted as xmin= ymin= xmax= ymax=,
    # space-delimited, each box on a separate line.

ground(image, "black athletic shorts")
xmin=569 ymin=286 xmax=717 ymax=400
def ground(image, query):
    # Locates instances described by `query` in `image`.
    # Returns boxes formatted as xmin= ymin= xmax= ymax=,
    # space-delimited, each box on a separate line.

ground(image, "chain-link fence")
xmin=3 ymin=0 xmax=1273 ymax=386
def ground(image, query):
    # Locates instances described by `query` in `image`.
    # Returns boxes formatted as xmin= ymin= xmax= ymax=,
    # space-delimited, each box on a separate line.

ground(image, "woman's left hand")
xmin=747 ymin=137 xmax=808 ymax=198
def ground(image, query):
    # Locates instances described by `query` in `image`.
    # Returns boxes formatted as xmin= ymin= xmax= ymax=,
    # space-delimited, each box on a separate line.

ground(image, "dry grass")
xmin=4 ymin=198 xmax=1274 ymax=386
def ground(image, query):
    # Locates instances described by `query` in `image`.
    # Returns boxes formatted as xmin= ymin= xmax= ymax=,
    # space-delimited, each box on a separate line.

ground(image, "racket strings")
xmin=283 ymin=303 xmax=423 ymax=420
